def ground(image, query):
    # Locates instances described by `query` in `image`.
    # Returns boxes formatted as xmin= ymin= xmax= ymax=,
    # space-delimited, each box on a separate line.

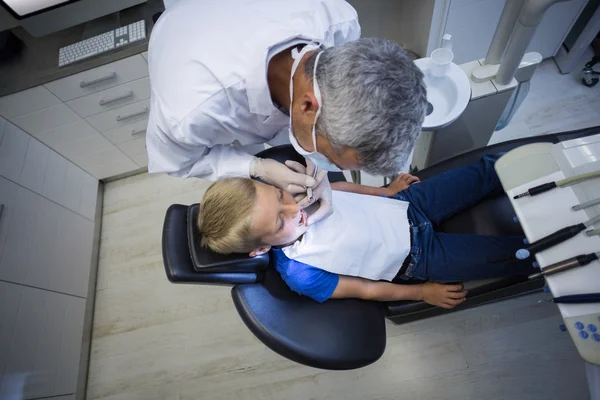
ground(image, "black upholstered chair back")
xmin=162 ymin=145 xmax=345 ymax=286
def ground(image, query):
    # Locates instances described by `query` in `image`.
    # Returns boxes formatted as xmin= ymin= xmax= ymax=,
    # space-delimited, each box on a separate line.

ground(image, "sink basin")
xmin=414 ymin=57 xmax=471 ymax=130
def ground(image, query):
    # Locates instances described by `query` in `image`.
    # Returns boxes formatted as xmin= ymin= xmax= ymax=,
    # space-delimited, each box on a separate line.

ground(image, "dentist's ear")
xmin=300 ymin=92 xmax=319 ymax=116
xmin=250 ymin=246 xmax=271 ymax=257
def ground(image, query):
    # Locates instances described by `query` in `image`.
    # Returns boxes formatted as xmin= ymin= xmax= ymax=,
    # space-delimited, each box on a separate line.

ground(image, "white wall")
xmin=348 ymin=0 xmax=437 ymax=57
xmin=446 ymin=0 xmax=589 ymax=64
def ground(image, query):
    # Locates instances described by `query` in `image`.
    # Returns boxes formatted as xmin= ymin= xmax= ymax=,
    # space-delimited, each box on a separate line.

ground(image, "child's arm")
xmin=331 ymin=173 xmax=420 ymax=197
xmin=331 ymin=276 xmax=467 ymax=309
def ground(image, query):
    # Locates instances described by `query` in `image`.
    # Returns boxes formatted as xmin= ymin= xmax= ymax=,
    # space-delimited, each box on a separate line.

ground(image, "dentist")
xmin=146 ymin=0 xmax=427 ymax=225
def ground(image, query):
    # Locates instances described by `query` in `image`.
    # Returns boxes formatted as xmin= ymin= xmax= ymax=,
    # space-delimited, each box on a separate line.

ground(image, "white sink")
xmin=414 ymin=57 xmax=471 ymax=130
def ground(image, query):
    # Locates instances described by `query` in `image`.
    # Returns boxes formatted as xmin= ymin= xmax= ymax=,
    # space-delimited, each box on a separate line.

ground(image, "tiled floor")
xmin=87 ymin=59 xmax=599 ymax=400
xmin=489 ymin=57 xmax=600 ymax=144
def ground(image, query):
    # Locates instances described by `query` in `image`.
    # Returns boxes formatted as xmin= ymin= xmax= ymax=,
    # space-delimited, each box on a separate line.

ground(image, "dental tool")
xmin=513 ymin=214 xmax=600 ymax=260
xmin=306 ymin=165 xmax=319 ymax=204
xmin=572 ymin=197 xmax=600 ymax=211
xmin=513 ymin=171 xmax=600 ymax=199
xmin=538 ymin=293 xmax=600 ymax=304
xmin=528 ymin=252 xmax=599 ymax=280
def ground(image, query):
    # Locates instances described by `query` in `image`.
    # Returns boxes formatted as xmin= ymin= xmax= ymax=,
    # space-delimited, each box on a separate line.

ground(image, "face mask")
xmin=288 ymin=44 xmax=341 ymax=172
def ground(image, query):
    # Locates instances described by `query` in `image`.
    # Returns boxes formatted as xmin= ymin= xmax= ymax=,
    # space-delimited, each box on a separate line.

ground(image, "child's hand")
xmin=421 ymin=283 xmax=467 ymax=309
xmin=385 ymin=173 xmax=420 ymax=196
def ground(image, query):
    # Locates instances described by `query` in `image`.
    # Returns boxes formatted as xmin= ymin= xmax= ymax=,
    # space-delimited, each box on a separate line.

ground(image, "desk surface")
xmin=0 ymin=0 xmax=164 ymax=97
xmin=496 ymin=136 xmax=600 ymax=365
xmin=507 ymin=172 xmax=600 ymax=319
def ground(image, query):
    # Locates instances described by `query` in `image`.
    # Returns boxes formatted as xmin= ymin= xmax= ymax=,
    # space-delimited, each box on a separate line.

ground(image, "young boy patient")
xmin=198 ymin=154 xmax=533 ymax=309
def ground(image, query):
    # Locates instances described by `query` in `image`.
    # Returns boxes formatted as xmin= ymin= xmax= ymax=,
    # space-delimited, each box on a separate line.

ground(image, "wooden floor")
xmin=87 ymin=170 xmax=589 ymax=400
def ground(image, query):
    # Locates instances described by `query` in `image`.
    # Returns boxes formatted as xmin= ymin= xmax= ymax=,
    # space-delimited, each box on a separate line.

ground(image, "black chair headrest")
xmin=187 ymin=203 xmax=269 ymax=273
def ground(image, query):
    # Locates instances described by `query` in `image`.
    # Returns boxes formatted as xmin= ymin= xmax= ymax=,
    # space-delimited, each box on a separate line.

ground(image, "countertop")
xmin=0 ymin=0 xmax=164 ymax=97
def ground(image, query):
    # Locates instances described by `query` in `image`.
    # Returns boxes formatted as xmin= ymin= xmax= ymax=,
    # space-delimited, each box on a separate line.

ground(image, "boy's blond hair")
xmin=198 ymin=178 xmax=262 ymax=254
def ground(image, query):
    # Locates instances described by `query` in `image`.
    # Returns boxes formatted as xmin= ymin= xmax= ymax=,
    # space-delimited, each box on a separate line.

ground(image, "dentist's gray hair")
xmin=305 ymin=38 xmax=427 ymax=175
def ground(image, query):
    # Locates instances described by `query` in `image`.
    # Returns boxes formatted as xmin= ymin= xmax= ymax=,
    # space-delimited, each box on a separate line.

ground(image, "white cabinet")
xmin=0 ymin=177 xmax=19 ymax=263
xmin=0 ymin=117 xmax=99 ymax=399
xmin=44 ymin=55 xmax=149 ymax=102
xmin=118 ymin=136 xmax=149 ymax=167
xmin=0 ymin=282 xmax=85 ymax=400
xmin=0 ymin=86 xmax=61 ymax=119
xmin=66 ymin=77 xmax=151 ymax=118
xmin=72 ymin=146 xmax=139 ymax=180
xmin=0 ymin=54 xmax=150 ymax=180
xmin=86 ymin=98 xmax=150 ymax=132
xmin=0 ymin=122 xmax=30 ymax=182
xmin=11 ymin=104 xmax=80 ymax=135
xmin=102 ymin=119 xmax=148 ymax=145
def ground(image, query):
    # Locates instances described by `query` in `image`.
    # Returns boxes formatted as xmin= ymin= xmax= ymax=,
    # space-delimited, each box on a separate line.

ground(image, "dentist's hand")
xmin=250 ymin=157 xmax=316 ymax=195
xmin=285 ymin=159 xmax=334 ymax=225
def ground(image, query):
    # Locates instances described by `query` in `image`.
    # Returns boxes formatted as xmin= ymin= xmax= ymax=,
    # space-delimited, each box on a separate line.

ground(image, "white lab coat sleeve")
xmin=328 ymin=1 xmax=361 ymax=45
xmin=146 ymin=108 xmax=256 ymax=181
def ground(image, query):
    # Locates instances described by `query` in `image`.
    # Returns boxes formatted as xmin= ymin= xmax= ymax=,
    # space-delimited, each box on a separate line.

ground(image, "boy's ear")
xmin=249 ymin=246 xmax=271 ymax=257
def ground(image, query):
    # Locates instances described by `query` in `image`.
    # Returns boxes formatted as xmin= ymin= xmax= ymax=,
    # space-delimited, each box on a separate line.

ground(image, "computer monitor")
xmin=0 ymin=0 xmax=147 ymax=37
xmin=1 ymin=0 xmax=76 ymax=19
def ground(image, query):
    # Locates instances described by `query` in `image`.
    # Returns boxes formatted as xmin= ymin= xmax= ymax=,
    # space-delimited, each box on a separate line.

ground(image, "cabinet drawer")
xmin=44 ymin=55 xmax=148 ymax=102
xmin=11 ymin=105 xmax=81 ymax=135
xmin=118 ymin=137 xmax=147 ymax=167
xmin=50 ymin=133 xmax=113 ymax=161
xmin=86 ymin=99 xmax=150 ymax=132
xmin=0 ymin=282 xmax=85 ymax=398
xmin=72 ymin=147 xmax=138 ymax=179
xmin=101 ymin=119 xmax=147 ymax=145
xmin=34 ymin=120 xmax=98 ymax=146
xmin=118 ymin=136 xmax=146 ymax=157
xmin=0 ymin=86 xmax=61 ymax=120
xmin=0 ymin=177 xmax=19 ymax=263
xmin=66 ymin=77 xmax=150 ymax=118
xmin=129 ymin=152 xmax=148 ymax=168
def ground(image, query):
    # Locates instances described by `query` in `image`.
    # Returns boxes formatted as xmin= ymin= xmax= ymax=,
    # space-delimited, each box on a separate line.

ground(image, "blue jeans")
xmin=394 ymin=154 xmax=535 ymax=282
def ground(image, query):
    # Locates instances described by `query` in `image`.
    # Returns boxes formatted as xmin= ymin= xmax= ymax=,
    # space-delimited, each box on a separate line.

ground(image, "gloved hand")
xmin=285 ymin=159 xmax=333 ymax=225
xmin=250 ymin=157 xmax=316 ymax=195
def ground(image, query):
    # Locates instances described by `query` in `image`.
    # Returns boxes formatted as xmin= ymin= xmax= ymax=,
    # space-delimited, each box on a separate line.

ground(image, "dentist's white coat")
xmin=146 ymin=0 xmax=360 ymax=180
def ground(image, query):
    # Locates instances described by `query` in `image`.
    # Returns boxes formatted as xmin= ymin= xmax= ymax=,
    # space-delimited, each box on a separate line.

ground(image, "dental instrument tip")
xmin=513 ymin=192 xmax=529 ymax=199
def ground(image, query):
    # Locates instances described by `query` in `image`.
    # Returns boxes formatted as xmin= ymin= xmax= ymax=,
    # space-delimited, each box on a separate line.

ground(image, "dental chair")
xmin=162 ymin=126 xmax=600 ymax=370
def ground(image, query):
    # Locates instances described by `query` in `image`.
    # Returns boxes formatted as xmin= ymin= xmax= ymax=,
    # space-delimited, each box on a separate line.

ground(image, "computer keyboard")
xmin=58 ymin=20 xmax=147 ymax=67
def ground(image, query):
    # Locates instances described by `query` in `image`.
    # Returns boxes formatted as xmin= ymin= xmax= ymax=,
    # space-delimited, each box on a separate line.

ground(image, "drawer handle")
xmin=99 ymin=90 xmax=133 ymax=106
xmin=116 ymin=106 xmax=148 ymax=122
xmin=0 ymin=204 xmax=4 ymax=222
xmin=131 ymin=127 xmax=147 ymax=136
xmin=80 ymin=71 xmax=117 ymax=88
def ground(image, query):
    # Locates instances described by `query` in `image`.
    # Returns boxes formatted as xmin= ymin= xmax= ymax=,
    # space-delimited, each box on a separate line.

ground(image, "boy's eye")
xmin=278 ymin=189 xmax=283 ymax=202
xmin=278 ymin=215 xmax=284 ymax=232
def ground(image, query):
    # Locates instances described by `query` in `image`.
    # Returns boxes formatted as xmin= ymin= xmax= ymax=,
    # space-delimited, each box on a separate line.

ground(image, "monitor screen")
xmin=0 ymin=0 xmax=80 ymax=19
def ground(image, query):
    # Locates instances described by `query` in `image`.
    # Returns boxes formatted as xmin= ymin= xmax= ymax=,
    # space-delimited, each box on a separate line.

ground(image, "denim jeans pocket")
xmin=398 ymin=226 xmax=423 ymax=280
xmin=401 ymin=224 xmax=429 ymax=281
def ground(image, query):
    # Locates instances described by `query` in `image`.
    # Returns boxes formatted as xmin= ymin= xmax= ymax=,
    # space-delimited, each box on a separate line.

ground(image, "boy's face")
xmin=249 ymin=181 xmax=309 ymax=254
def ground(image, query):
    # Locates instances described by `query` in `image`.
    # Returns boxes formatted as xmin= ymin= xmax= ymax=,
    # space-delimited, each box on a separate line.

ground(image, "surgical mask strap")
xmin=311 ymin=51 xmax=324 ymax=153
xmin=289 ymin=43 xmax=321 ymax=111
